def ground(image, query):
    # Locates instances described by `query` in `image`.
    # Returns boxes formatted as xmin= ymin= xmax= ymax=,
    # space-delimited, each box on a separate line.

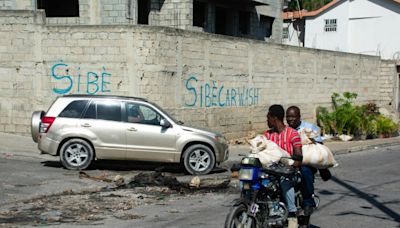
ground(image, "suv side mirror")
xmin=160 ymin=119 xmax=171 ymax=128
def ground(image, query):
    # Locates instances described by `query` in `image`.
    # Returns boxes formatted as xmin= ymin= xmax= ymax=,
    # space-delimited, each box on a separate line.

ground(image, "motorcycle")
xmin=224 ymin=156 xmax=319 ymax=228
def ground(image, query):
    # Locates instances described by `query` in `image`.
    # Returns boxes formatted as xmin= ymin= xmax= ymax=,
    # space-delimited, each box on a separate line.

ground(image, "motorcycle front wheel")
xmin=224 ymin=204 xmax=257 ymax=228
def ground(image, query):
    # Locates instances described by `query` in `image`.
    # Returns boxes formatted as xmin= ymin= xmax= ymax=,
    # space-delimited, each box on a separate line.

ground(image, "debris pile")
xmin=0 ymin=171 xmax=231 ymax=227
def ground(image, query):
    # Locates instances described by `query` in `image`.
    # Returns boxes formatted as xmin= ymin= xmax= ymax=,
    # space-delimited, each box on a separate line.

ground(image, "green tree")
xmin=287 ymin=0 xmax=333 ymax=11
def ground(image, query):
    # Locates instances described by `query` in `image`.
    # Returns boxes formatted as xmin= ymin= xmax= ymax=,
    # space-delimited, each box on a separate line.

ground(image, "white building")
xmin=283 ymin=0 xmax=400 ymax=60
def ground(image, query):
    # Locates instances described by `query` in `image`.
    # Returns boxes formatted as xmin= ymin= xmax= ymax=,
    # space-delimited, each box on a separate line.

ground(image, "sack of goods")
xmin=299 ymin=129 xmax=338 ymax=169
xmin=248 ymin=135 xmax=294 ymax=167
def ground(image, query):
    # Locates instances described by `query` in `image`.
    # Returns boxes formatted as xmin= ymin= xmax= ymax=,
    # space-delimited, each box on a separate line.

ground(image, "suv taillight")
xmin=40 ymin=116 xmax=56 ymax=133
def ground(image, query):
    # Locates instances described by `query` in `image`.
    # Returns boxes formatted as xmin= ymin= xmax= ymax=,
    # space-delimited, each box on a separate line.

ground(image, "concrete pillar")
xmin=89 ymin=0 xmax=101 ymax=25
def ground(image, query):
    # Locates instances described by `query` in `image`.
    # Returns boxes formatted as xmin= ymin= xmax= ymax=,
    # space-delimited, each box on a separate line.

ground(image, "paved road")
xmin=311 ymin=144 xmax=400 ymax=228
xmin=119 ymin=144 xmax=400 ymax=228
xmin=1 ymin=144 xmax=399 ymax=227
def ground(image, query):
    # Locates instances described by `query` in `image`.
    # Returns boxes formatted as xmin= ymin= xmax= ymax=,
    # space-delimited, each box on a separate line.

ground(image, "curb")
xmin=332 ymin=140 xmax=400 ymax=155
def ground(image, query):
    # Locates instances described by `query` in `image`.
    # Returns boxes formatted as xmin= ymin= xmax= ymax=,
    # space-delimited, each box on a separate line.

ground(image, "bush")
xmin=374 ymin=115 xmax=398 ymax=137
xmin=317 ymin=92 xmax=398 ymax=139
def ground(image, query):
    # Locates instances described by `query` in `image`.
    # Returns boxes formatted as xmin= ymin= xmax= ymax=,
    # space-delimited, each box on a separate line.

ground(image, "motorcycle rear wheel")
xmin=224 ymin=204 xmax=257 ymax=228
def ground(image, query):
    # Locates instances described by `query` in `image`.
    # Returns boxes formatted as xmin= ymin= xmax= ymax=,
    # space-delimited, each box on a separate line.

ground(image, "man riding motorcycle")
xmin=286 ymin=106 xmax=331 ymax=227
xmin=264 ymin=104 xmax=303 ymax=228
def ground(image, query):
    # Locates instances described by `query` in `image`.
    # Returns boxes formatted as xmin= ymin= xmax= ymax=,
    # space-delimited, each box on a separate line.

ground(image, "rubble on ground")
xmin=0 ymin=171 xmax=233 ymax=227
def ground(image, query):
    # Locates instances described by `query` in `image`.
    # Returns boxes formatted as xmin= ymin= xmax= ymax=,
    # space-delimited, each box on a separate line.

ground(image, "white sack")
xmin=338 ymin=134 xmax=353 ymax=142
xmin=248 ymin=135 xmax=294 ymax=167
xmin=299 ymin=129 xmax=338 ymax=168
xmin=302 ymin=143 xmax=338 ymax=169
xmin=299 ymin=128 xmax=319 ymax=145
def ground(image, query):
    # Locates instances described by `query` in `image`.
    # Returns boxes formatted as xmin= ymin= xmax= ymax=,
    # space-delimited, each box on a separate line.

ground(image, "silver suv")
xmin=31 ymin=95 xmax=229 ymax=175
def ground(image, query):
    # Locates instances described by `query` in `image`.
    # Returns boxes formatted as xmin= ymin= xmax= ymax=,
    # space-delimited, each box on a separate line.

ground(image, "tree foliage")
xmin=287 ymin=0 xmax=333 ymax=11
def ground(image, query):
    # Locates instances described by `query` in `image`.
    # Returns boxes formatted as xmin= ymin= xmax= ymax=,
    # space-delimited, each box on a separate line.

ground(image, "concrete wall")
xmin=150 ymin=0 xmax=192 ymax=29
xmin=0 ymin=0 xmax=32 ymax=10
xmin=0 ymin=10 xmax=398 ymax=139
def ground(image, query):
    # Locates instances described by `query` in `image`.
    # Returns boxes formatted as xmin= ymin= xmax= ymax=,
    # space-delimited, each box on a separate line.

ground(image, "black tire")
xmin=182 ymin=144 xmax=215 ymax=175
xmin=59 ymin=138 xmax=94 ymax=170
xmin=224 ymin=204 xmax=256 ymax=228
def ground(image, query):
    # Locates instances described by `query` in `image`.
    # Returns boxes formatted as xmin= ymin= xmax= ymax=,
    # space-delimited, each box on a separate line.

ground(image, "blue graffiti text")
xmin=185 ymin=75 xmax=260 ymax=108
xmin=51 ymin=61 xmax=111 ymax=95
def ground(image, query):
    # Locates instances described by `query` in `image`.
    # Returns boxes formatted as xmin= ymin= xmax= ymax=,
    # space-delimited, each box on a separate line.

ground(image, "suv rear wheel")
xmin=183 ymin=144 xmax=215 ymax=175
xmin=60 ymin=138 xmax=94 ymax=170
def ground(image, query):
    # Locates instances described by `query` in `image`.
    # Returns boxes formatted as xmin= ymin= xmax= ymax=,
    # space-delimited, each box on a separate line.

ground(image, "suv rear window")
xmin=58 ymin=100 xmax=88 ymax=118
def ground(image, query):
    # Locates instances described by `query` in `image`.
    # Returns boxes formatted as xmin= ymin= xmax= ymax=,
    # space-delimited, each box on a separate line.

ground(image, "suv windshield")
xmin=149 ymin=102 xmax=184 ymax=125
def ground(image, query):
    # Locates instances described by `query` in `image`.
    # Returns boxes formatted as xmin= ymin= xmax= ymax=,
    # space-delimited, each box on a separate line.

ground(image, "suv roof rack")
xmin=62 ymin=94 xmax=148 ymax=102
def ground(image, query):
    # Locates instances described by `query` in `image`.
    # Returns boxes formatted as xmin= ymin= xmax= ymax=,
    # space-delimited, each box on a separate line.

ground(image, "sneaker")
xmin=288 ymin=217 xmax=298 ymax=228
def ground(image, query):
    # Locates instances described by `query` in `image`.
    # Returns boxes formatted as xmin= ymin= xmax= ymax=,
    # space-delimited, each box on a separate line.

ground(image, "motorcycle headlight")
xmin=239 ymin=168 xmax=257 ymax=181
xmin=241 ymin=157 xmax=262 ymax=168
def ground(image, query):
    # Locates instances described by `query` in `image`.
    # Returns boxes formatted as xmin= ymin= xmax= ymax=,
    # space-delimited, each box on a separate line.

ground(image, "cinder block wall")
xmin=150 ymin=0 xmax=192 ymax=29
xmin=0 ymin=10 xmax=398 ymax=139
xmin=1 ymin=0 xmax=285 ymax=44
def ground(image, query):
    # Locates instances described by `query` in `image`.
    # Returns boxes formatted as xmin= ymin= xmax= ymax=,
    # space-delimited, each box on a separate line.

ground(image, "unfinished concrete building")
xmin=0 ymin=0 xmax=284 ymax=42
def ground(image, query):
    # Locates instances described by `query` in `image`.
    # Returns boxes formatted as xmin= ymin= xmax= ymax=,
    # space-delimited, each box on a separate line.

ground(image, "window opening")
xmin=37 ymin=0 xmax=79 ymax=17
xmin=138 ymin=0 xmax=150 ymax=24
xmin=239 ymin=11 xmax=250 ymax=35
xmin=215 ymin=7 xmax=228 ymax=35
xmin=324 ymin=19 xmax=337 ymax=32
xmin=193 ymin=0 xmax=206 ymax=27
xmin=282 ymin=27 xmax=289 ymax=39
xmin=260 ymin=15 xmax=274 ymax=38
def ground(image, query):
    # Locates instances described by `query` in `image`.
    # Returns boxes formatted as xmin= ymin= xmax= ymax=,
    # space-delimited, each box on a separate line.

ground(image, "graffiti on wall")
xmin=51 ymin=61 xmax=112 ymax=95
xmin=184 ymin=74 xmax=260 ymax=107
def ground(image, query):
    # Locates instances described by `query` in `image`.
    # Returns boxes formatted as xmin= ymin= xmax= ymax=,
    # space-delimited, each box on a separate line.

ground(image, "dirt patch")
xmin=0 ymin=171 xmax=233 ymax=227
xmin=0 ymin=189 xmax=149 ymax=226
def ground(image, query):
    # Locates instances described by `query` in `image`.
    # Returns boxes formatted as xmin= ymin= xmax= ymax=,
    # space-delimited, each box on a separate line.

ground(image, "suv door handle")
xmin=81 ymin=123 xmax=91 ymax=127
xmin=128 ymin=127 xmax=137 ymax=131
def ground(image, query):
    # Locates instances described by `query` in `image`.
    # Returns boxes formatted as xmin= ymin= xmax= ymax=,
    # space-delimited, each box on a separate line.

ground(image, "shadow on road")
xmin=331 ymin=176 xmax=400 ymax=223
xmin=309 ymin=225 xmax=320 ymax=228
xmin=40 ymin=160 xmax=227 ymax=175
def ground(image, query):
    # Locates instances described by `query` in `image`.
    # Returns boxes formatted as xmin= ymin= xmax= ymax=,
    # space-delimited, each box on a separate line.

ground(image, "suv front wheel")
xmin=183 ymin=144 xmax=215 ymax=175
xmin=60 ymin=138 xmax=94 ymax=170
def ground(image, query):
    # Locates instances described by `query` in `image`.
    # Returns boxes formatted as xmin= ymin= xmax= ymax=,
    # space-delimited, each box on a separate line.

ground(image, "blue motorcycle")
xmin=224 ymin=157 xmax=319 ymax=228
